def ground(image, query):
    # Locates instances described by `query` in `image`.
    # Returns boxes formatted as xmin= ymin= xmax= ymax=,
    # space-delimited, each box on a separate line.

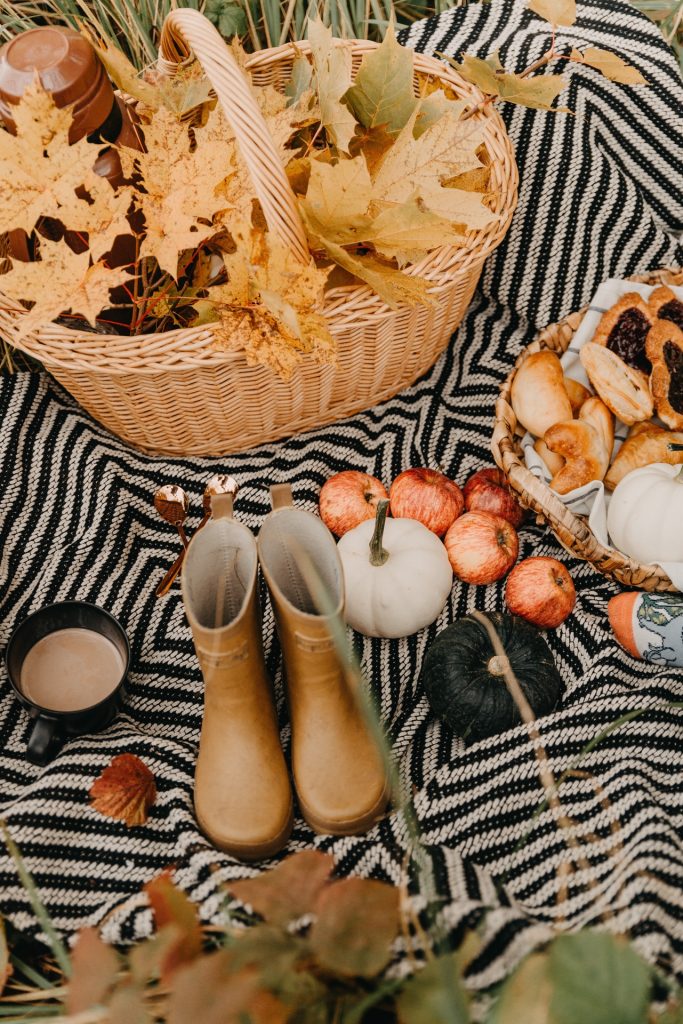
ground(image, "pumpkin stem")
xmin=488 ymin=654 xmax=510 ymax=676
xmin=369 ymin=499 xmax=390 ymax=567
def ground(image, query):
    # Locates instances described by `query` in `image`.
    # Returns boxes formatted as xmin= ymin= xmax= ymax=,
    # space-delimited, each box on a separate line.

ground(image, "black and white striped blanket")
xmin=1 ymin=0 xmax=683 ymax=993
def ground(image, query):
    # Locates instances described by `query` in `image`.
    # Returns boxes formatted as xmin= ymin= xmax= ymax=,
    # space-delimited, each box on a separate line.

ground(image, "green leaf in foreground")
xmin=1 ymin=821 xmax=72 ymax=979
xmin=396 ymin=953 xmax=470 ymax=1024
xmin=549 ymin=931 xmax=651 ymax=1024
xmin=309 ymin=877 xmax=400 ymax=978
xmin=0 ymin=916 xmax=10 ymax=997
xmin=344 ymin=21 xmax=418 ymax=134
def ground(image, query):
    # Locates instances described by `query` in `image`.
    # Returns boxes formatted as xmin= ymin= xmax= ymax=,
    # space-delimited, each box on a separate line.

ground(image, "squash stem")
xmin=369 ymin=499 xmax=390 ymax=567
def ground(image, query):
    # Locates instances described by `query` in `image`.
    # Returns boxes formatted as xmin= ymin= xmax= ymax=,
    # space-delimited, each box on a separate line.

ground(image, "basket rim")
xmin=1 ymin=37 xmax=518 ymax=369
xmin=491 ymin=266 xmax=683 ymax=592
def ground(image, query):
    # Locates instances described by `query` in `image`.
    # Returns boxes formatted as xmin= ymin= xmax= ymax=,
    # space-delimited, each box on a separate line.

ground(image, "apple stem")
xmin=369 ymin=499 xmax=390 ymax=567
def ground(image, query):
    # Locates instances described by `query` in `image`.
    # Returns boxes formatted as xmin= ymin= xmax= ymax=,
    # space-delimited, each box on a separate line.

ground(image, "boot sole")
xmin=297 ymin=779 xmax=391 ymax=837
xmin=196 ymin=802 xmax=294 ymax=862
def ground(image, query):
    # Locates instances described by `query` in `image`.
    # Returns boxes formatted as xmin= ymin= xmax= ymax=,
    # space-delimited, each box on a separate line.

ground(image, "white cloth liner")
xmin=522 ymin=278 xmax=683 ymax=588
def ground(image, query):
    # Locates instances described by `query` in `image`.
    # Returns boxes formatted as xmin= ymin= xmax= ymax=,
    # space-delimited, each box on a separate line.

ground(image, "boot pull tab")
xmin=211 ymin=492 xmax=235 ymax=520
xmin=270 ymin=484 xmax=293 ymax=510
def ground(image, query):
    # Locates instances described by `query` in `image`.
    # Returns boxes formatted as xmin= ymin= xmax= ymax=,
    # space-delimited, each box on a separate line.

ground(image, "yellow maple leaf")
xmin=370 ymin=107 xmax=486 ymax=218
xmin=2 ymin=240 xmax=130 ymax=334
xmin=528 ymin=0 xmax=576 ymax=26
xmin=122 ymin=106 xmax=237 ymax=277
xmin=450 ymin=53 xmax=569 ymax=112
xmin=299 ymin=156 xmax=374 ymax=239
xmin=354 ymin=197 xmax=469 ymax=266
xmin=0 ymin=81 xmax=106 ymax=236
xmin=308 ymin=19 xmax=358 ymax=154
xmin=62 ymin=170 xmax=136 ymax=262
xmin=570 ymin=48 xmax=647 ymax=85
xmin=208 ymin=224 xmax=334 ymax=378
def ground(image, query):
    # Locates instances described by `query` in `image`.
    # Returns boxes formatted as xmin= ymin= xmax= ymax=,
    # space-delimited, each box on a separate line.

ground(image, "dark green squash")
xmin=421 ymin=612 xmax=564 ymax=742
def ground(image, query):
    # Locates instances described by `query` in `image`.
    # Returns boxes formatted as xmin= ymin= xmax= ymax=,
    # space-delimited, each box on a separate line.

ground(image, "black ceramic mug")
xmin=5 ymin=602 xmax=130 ymax=765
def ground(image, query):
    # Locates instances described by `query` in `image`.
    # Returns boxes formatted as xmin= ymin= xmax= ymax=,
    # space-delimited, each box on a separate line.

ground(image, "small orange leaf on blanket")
xmin=89 ymin=754 xmax=156 ymax=827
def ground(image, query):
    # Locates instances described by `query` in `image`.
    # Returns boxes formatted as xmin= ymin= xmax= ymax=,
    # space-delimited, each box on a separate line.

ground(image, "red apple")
xmin=389 ymin=468 xmax=464 ymax=536
xmin=463 ymin=467 xmax=524 ymax=528
xmin=505 ymin=556 xmax=576 ymax=628
xmin=444 ymin=511 xmax=518 ymax=584
xmin=319 ymin=471 xmax=388 ymax=537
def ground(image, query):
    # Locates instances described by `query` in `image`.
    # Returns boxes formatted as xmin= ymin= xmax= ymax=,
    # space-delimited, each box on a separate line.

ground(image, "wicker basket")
xmin=492 ymin=267 xmax=683 ymax=592
xmin=0 ymin=9 xmax=517 ymax=456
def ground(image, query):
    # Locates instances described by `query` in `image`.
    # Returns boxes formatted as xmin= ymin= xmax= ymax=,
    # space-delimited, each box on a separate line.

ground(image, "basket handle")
xmin=158 ymin=8 xmax=309 ymax=264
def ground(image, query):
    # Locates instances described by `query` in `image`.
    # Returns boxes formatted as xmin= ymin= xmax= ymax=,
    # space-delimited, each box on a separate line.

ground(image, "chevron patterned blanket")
xmin=1 ymin=0 xmax=683 ymax=994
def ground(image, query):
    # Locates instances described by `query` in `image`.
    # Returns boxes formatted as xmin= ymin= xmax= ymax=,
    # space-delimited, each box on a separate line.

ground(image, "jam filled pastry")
xmin=579 ymin=342 xmax=653 ymax=425
xmin=649 ymin=285 xmax=683 ymax=331
xmin=592 ymin=293 xmax=654 ymax=373
xmin=646 ymin=320 xmax=683 ymax=430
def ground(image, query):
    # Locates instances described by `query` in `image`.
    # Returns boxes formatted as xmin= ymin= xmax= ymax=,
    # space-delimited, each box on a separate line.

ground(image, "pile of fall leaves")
xmin=0 ymin=22 xmax=497 ymax=378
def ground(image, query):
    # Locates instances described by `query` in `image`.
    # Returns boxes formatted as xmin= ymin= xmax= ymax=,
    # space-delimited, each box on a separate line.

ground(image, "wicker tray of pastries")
xmin=492 ymin=268 xmax=683 ymax=591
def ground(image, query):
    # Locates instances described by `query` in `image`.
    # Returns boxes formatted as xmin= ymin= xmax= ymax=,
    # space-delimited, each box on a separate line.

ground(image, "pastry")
xmin=646 ymin=320 xmax=683 ymax=430
xmin=579 ymin=342 xmax=653 ymax=425
xmin=533 ymin=438 xmax=565 ymax=476
xmin=564 ymin=376 xmax=592 ymax=416
xmin=649 ymin=285 xmax=683 ymax=330
xmin=510 ymin=350 xmax=573 ymax=438
xmin=592 ymin=292 xmax=653 ymax=373
xmin=605 ymin=421 xmax=683 ymax=490
xmin=544 ymin=397 xmax=614 ymax=494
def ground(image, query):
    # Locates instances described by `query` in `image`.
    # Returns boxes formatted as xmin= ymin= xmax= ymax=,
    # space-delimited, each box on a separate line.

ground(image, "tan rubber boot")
xmin=257 ymin=484 xmax=389 ymax=836
xmin=182 ymin=491 xmax=293 ymax=860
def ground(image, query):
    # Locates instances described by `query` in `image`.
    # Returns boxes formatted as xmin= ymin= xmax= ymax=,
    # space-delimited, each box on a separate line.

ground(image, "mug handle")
xmin=27 ymin=717 xmax=58 ymax=766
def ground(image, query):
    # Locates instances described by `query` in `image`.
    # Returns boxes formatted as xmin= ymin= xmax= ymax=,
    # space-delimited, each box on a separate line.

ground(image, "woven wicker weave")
xmin=492 ymin=268 xmax=683 ymax=592
xmin=0 ymin=9 xmax=517 ymax=456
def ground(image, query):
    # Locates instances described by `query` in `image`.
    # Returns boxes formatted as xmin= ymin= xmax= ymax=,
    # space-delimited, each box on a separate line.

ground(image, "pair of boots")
xmin=181 ymin=483 xmax=389 ymax=860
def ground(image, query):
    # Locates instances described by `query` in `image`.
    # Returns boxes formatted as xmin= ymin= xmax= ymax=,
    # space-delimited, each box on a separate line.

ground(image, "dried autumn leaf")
xmin=570 ymin=47 xmax=647 ymax=85
xmin=303 ymin=209 xmax=433 ymax=309
xmin=285 ymin=53 xmax=314 ymax=103
xmin=451 ymin=53 xmax=569 ymax=111
xmin=308 ymin=19 xmax=357 ymax=154
xmin=84 ymin=34 xmax=160 ymax=109
xmin=166 ymin=949 xmax=289 ymax=1024
xmin=349 ymin=124 xmax=395 ymax=175
xmin=227 ymin=850 xmax=334 ymax=926
xmin=369 ymin=106 xmax=492 ymax=233
xmin=89 ymin=753 xmax=156 ymax=826
xmin=122 ymin=107 xmax=236 ymax=276
xmin=344 ymin=21 xmax=418 ymax=134
xmin=3 ymin=242 xmax=131 ymax=335
xmin=415 ymin=89 xmax=466 ymax=137
xmin=0 ymin=81 xmax=105 ymax=235
xmin=145 ymin=872 xmax=202 ymax=978
xmin=357 ymin=197 xmax=469 ymax=267
xmin=309 ymin=877 xmax=400 ymax=978
xmin=300 ymin=155 xmax=374 ymax=239
xmin=64 ymin=171 xmax=136 ymax=262
xmin=66 ymin=928 xmax=119 ymax=1016
xmin=528 ymin=0 xmax=576 ymax=26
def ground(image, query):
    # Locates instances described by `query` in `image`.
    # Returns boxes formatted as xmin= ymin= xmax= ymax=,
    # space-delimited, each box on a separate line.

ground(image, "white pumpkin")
xmin=337 ymin=500 xmax=453 ymax=638
xmin=607 ymin=463 xmax=683 ymax=565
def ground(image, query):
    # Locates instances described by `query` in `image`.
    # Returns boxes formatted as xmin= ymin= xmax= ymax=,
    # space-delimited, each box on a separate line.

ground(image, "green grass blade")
xmin=1 ymin=823 xmax=71 ymax=979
